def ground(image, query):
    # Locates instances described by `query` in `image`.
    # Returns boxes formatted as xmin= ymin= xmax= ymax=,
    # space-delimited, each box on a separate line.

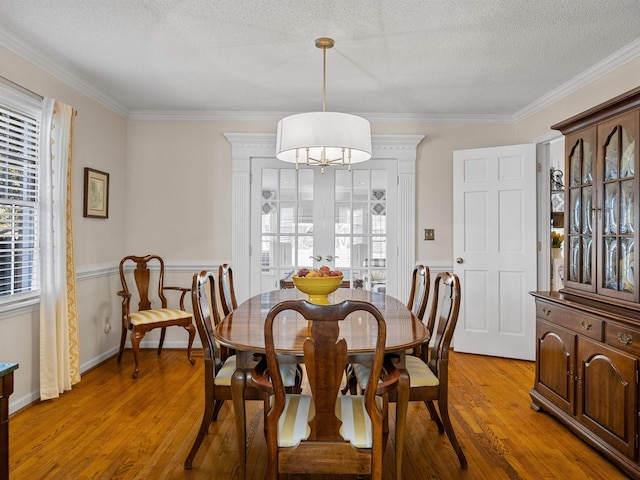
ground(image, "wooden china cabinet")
xmin=531 ymin=86 xmax=640 ymax=478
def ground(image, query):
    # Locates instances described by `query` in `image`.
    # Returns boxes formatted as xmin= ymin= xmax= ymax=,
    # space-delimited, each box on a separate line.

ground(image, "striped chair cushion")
xmin=277 ymin=394 xmax=314 ymax=447
xmin=276 ymin=394 xmax=381 ymax=449
xmin=404 ymin=355 xmax=439 ymax=387
xmin=353 ymin=354 xmax=439 ymax=390
xmin=353 ymin=362 xmax=372 ymax=391
xmin=336 ymin=395 xmax=382 ymax=449
xmin=128 ymin=308 xmax=191 ymax=326
xmin=216 ymin=357 xmax=299 ymax=388
xmin=214 ymin=355 xmax=238 ymax=386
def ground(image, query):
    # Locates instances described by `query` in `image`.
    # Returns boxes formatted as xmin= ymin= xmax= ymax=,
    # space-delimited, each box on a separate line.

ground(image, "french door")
xmin=250 ymin=159 xmax=397 ymax=295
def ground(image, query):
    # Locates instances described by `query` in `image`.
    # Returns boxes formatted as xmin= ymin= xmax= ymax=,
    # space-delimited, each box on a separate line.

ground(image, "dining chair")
xmin=117 ymin=254 xmax=196 ymax=379
xmin=218 ymin=263 xmax=303 ymax=390
xmin=185 ymin=271 xmax=302 ymax=470
xmin=354 ymin=271 xmax=467 ymax=469
xmin=251 ymin=299 xmax=399 ymax=479
xmin=344 ymin=264 xmax=430 ymax=394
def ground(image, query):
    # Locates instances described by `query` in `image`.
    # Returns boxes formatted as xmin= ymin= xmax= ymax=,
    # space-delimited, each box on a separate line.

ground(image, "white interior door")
xmin=251 ymin=159 xmax=397 ymax=296
xmin=453 ymin=144 xmax=537 ymax=360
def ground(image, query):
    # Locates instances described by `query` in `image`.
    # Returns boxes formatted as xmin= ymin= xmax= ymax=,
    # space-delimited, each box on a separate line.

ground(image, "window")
xmin=0 ymin=80 xmax=42 ymax=303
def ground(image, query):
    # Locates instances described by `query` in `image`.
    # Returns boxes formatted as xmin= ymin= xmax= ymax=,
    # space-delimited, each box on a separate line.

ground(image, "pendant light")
xmin=275 ymin=38 xmax=372 ymax=173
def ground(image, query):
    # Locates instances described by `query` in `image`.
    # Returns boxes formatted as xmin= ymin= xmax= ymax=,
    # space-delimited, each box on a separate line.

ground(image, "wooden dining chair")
xmin=219 ymin=262 xmax=304 ymax=389
xmin=251 ymin=299 xmax=399 ymax=479
xmin=185 ymin=271 xmax=301 ymax=469
xmin=355 ymin=271 xmax=467 ymax=469
xmin=344 ymin=264 xmax=430 ymax=394
xmin=117 ymin=254 xmax=196 ymax=379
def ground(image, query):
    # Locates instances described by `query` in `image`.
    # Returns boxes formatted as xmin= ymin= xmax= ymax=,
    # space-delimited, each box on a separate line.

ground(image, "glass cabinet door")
xmin=597 ymin=115 xmax=637 ymax=301
xmin=565 ymin=127 xmax=596 ymax=293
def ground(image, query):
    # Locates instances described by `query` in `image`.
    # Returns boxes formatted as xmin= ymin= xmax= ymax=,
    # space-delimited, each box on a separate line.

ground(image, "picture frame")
xmin=83 ymin=168 xmax=109 ymax=218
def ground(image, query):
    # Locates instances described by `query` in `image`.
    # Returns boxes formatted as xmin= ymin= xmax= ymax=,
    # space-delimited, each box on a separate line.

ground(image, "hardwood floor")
xmin=8 ymin=349 xmax=630 ymax=479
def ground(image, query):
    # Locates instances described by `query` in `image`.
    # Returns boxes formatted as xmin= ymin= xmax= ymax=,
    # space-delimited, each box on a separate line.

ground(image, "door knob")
xmin=309 ymin=255 xmax=322 ymax=262
xmin=456 ymin=257 xmax=464 ymax=264
xmin=325 ymin=255 xmax=339 ymax=262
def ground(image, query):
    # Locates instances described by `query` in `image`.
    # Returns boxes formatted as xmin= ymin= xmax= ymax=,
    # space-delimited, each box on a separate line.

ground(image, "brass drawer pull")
xmin=580 ymin=320 xmax=592 ymax=331
xmin=542 ymin=307 xmax=551 ymax=315
xmin=618 ymin=332 xmax=633 ymax=346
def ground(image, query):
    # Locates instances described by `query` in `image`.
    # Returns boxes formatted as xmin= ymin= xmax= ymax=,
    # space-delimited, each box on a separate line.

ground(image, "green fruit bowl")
xmin=292 ymin=275 xmax=343 ymax=304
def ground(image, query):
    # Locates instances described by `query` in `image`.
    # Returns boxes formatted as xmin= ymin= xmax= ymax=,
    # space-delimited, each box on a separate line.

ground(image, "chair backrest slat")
xmin=219 ymin=263 xmax=237 ymax=316
xmin=191 ymin=271 xmax=223 ymax=369
xmin=119 ymin=254 xmax=166 ymax=311
xmin=423 ymin=272 xmax=461 ymax=373
xmin=407 ymin=265 xmax=430 ymax=320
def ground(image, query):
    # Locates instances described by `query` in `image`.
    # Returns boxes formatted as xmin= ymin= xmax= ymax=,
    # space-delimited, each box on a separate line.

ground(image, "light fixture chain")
xmin=322 ymin=44 xmax=327 ymax=112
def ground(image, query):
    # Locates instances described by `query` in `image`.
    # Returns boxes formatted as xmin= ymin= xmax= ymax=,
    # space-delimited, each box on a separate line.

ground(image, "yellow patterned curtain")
xmin=39 ymin=99 xmax=80 ymax=400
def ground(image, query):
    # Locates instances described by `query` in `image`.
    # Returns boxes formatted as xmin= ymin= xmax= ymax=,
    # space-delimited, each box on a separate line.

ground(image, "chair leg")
xmin=184 ymin=398 xmax=220 ymax=469
xmin=437 ymin=395 xmax=467 ymax=469
xmin=157 ymin=327 xmax=167 ymax=355
xmin=185 ymin=322 xmax=196 ymax=365
xmin=425 ymin=400 xmax=444 ymax=433
xmin=212 ymin=399 xmax=225 ymax=421
xmin=117 ymin=322 xmax=127 ymax=363
xmin=130 ymin=330 xmax=144 ymax=379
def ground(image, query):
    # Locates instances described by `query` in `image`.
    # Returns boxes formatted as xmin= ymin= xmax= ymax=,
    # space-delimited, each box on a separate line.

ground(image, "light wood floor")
xmin=9 ymin=349 xmax=630 ymax=479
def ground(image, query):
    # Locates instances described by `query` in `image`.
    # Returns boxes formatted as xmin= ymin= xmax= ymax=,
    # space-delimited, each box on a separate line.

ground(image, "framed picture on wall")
xmin=83 ymin=168 xmax=109 ymax=218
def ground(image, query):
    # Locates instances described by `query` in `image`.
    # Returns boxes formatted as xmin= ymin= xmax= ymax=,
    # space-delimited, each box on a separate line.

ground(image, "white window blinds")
xmin=0 ymin=81 xmax=41 ymax=300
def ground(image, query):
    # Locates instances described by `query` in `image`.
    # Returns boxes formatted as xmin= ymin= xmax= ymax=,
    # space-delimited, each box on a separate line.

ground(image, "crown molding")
xmin=513 ymin=38 xmax=640 ymax=123
xmin=0 ymin=28 xmax=129 ymax=117
xmin=128 ymin=109 xmax=515 ymax=124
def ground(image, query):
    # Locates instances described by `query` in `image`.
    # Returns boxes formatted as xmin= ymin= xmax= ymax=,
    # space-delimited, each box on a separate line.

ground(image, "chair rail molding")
xmin=225 ymin=133 xmax=424 ymax=304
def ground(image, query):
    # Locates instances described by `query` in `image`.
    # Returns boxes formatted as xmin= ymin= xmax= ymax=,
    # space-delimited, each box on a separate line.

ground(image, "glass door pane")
xmin=252 ymin=159 xmax=395 ymax=294
xmin=566 ymin=133 xmax=594 ymax=288
xmin=600 ymin=125 xmax=635 ymax=295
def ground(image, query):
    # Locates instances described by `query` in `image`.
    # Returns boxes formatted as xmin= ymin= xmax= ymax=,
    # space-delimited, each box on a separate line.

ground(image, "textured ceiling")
xmin=0 ymin=0 xmax=639 ymax=120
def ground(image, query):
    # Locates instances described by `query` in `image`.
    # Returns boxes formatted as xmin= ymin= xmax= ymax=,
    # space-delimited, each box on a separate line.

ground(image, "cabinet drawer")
xmin=606 ymin=322 xmax=640 ymax=357
xmin=536 ymin=302 xmax=603 ymax=341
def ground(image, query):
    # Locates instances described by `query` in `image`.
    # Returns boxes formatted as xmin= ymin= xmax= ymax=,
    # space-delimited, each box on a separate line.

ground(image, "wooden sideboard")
xmin=530 ymin=292 xmax=640 ymax=477
xmin=0 ymin=363 xmax=17 ymax=480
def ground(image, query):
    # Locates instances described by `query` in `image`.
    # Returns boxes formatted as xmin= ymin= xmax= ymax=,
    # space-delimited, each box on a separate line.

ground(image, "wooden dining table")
xmin=214 ymin=287 xmax=428 ymax=480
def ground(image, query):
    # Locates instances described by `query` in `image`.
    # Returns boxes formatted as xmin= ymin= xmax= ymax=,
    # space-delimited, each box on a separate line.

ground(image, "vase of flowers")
xmin=551 ymin=232 xmax=564 ymax=259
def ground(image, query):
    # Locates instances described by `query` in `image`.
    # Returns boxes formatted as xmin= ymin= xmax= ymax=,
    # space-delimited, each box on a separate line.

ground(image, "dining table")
xmin=214 ymin=287 xmax=429 ymax=480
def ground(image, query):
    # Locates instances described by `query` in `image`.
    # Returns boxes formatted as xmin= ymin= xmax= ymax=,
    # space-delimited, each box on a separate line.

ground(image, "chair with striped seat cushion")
xmin=251 ymin=299 xmax=398 ymax=479
xmin=117 ymin=254 xmax=196 ymax=379
xmin=354 ymin=272 xmax=467 ymax=469
xmin=218 ymin=263 xmax=302 ymax=391
xmin=184 ymin=271 xmax=299 ymax=469
xmin=344 ymin=264 xmax=431 ymax=395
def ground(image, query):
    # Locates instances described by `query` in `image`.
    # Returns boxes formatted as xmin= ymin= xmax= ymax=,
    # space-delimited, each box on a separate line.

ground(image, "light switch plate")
xmin=424 ymin=228 xmax=435 ymax=240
